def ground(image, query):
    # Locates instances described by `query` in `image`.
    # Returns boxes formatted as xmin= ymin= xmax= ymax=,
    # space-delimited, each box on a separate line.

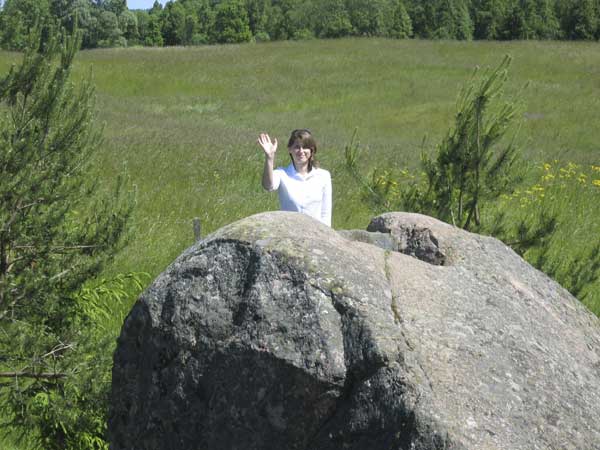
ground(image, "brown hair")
xmin=288 ymin=129 xmax=318 ymax=171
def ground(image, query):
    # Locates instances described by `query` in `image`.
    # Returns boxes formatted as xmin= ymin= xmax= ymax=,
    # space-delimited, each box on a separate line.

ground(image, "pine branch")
xmin=0 ymin=292 xmax=26 ymax=320
xmin=0 ymin=371 xmax=67 ymax=380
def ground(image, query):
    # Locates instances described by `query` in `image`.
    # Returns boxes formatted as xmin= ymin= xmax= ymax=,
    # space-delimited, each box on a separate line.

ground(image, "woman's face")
xmin=288 ymin=140 xmax=313 ymax=166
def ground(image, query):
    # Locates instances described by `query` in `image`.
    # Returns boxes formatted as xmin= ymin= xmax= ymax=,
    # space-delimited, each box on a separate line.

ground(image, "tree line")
xmin=0 ymin=0 xmax=599 ymax=50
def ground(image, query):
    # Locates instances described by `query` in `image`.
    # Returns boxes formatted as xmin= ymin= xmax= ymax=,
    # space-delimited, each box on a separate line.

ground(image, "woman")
xmin=258 ymin=129 xmax=332 ymax=227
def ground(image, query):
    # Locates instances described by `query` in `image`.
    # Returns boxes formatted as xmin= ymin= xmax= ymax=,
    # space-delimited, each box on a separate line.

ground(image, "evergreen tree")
xmin=420 ymin=56 xmax=520 ymax=229
xmin=0 ymin=25 xmax=133 ymax=448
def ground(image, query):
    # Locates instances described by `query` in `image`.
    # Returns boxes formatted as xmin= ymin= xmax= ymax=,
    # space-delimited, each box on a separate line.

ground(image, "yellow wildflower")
xmin=592 ymin=165 xmax=600 ymax=172
xmin=542 ymin=173 xmax=555 ymax=182
xmin=543 ymin=163 xmax=551 ymax=171
xmin=593 ymin=179 xmax=600 ymax=187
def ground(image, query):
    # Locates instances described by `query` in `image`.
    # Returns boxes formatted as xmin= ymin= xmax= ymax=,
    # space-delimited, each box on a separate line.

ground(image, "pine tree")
xmin=0 ymin=25 xmax=133 ymax=448
xmin=420 ymin=56 xmax=520 ymax=229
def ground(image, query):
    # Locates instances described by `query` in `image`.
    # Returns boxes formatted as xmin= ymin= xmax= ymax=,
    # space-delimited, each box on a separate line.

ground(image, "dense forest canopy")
xmin=0 ymin=0 xmax=599 ymax=50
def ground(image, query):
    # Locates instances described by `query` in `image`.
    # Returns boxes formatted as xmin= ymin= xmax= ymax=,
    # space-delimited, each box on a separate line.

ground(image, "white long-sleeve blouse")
xmin=268 ymin=163 xmax=332 ymax=227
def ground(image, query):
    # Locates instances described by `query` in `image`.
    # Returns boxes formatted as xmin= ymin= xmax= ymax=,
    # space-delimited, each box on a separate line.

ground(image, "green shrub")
xmin=345 ymin=55 xmax=600 ymax=314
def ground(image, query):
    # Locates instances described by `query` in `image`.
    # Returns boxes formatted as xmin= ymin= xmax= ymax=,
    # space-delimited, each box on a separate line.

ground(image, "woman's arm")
xmin=321 ymin=171 xmax=332 ymax=227
xmin=262 ymin=158 xmax=276 ymax=191
xmin=258 ymin=133 xmax=278 ymax=191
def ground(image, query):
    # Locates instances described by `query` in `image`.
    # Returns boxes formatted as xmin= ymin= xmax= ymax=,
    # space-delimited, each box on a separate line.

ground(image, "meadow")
xmin=2 ymin=37 xmax=599 ymax=301
xmin=1 ymin=36 xmax=599 ymax=292
xmin=1 ymin=37 xmax=599 ymax=449
xmin=0 ymin=39 xmax=600 ymax=298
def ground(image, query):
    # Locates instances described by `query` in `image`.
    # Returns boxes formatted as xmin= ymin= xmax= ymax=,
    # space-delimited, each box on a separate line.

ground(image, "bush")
xmin=291 ymin=29 xmax=314 ymax=40
xmin=253 ymin=31 xmax=270 ymax=42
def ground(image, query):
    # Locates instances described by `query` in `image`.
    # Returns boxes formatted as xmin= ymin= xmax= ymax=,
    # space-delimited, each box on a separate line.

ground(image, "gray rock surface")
xmin=109 ymin=211 xmax=600 ymax=450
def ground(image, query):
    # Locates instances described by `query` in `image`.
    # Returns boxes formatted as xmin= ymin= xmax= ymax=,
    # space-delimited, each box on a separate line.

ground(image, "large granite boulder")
xmin=109 ymin=212 xmax=600 ymax=450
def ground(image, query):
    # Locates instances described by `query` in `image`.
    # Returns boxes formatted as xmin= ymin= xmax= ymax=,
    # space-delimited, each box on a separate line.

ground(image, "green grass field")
xmin=1 ymin=37 xmax=599 ymax=449
xmin=1 ymin=37 xmax=598 ymax=295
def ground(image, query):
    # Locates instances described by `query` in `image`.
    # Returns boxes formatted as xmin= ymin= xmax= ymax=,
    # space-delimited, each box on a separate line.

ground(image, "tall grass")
xmin=1 ymin=37 xmax=599 ymax=450
xmin=496 ymin=161 xmax=600 ymax=314
xmin=4 ymin=38 xmax=598 ymax=294
xmin=1 ymin=37 xmax=598 ymax=293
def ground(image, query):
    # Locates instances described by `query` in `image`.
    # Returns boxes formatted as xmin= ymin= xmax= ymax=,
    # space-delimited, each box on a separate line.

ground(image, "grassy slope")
xmin=83 ymin=40 xmax=599 ymax=277
xmin=0 ymin=37 xmax=598 ymax=284
xmin=0 ymin=38 xmax=598 ymax=270
xmin=2 ymin=37 xmax=599 ymax=282
xmin=0 ymin=38 xmax=599 ymax=448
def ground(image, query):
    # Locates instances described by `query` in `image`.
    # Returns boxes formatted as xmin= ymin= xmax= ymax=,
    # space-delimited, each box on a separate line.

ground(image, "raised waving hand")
xmin=257 ymin=133 xmax=278 ymax=160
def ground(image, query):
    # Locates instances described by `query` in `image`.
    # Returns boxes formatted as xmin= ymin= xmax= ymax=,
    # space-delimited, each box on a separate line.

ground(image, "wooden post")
xmin=193 ymin=217 xmax=201 ymax=242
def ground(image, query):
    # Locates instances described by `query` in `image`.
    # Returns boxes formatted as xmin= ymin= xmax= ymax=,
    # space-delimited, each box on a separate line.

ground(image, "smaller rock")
xmin=367 ymin=213 xmax=447 ymax=265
